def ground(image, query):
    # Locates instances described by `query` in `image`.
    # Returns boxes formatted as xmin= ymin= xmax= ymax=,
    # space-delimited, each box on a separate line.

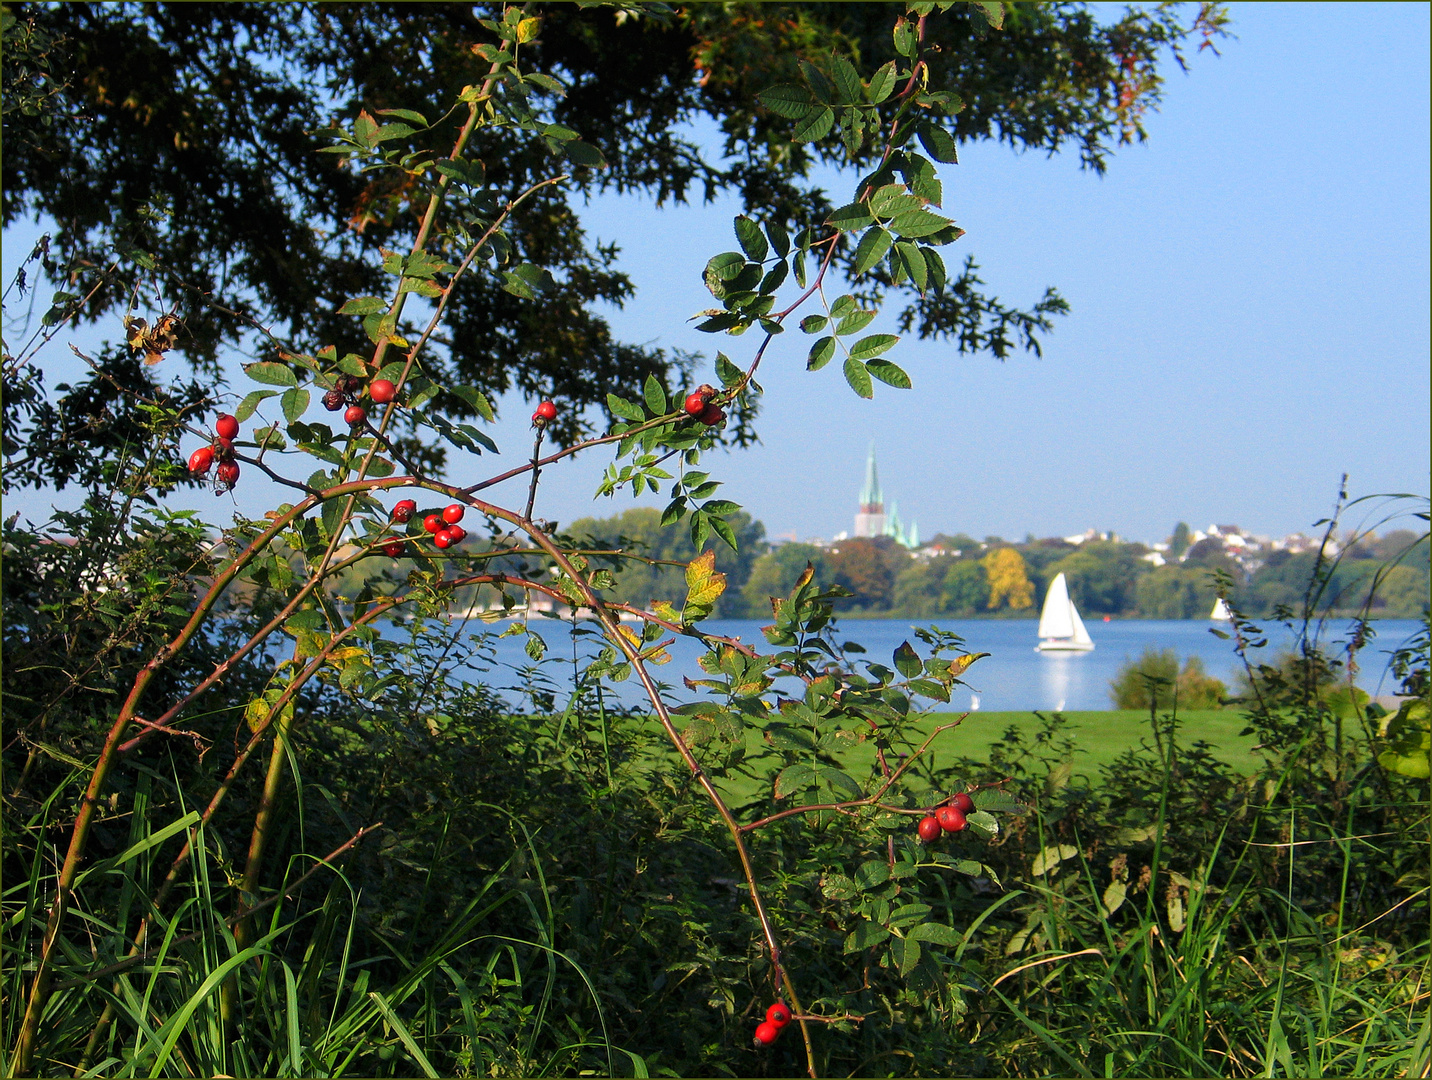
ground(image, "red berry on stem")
xmin=216 ymin=461 xmax=240 ymax=486
xmin=698 ymin=403 xmax=725 ymax=426
xmin=345 ymin=404 xmax=366 ymax=426
xmin=918 ymin=815 xmax=942 ymax=843
xmin=535 ymin=400 xmax=557 ymax=421
xmin=936 ymin=806 xmax=967 ymax=833
xmin=215 ymin=414 xmax=239 ymax=440
xmin=951 ymin=792 xmax=975 ymax=814
xmin=442 ymin=503 xmax=465 ymax=525
xmin=443 ymin=525 xmax=466 ymax=544
xmin=188 ymin=446 xmax=214 ymax=474
xmin=217 ymin=436 xmax=235 ymax=455
xmin=434 ymin=529 xmax=453 ymax=550
xmin=765 ymin=1003 xmax=792 ymax=1028
xmin=383 ymin=540 xmax=404 ymax=557
xmin=684 ymin=391 xmax=707 ymax=417
xmin=423 ymin=514 xmax=442 ymax=534
xmin=754 ymin=1021 xmax=781 ymax=1047
xmin=369 ymin=378 xmax=397 ymax=404
xmin=392 ymin=499 xmax=417 ymax=523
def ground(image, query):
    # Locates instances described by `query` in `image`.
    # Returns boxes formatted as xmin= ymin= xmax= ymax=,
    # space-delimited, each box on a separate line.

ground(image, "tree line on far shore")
xmin=453 ymin=508 xmax=1428 ymax=621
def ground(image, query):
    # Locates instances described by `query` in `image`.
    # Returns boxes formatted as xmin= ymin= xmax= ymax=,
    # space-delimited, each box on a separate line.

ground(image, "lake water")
xmin=413 ymin=613 xmax=1422 ymax=713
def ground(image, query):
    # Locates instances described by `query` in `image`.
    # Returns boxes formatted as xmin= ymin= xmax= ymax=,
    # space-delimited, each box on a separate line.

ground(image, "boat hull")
xmin=1036 ymin=639 xmax=1095 ymax=653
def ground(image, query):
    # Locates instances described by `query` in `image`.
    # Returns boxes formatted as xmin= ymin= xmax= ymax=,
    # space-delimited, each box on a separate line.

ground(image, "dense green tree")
xmin=1109 ymin=647 xmax=1226 ymax=709
xmin=940 ymin=557 xmax=988 ymax=615
xmin=1047 ymin=540 xmax=1142 ymax=614
xmin=4 ymin=1 xmax=1226 ymax=452
xmin=1169 ymin=520 xmax=1192 ymax=558
xmin=890 ymin=554 xmax=950 ymax=617
xmin=740 ymin=541 xmax=833 ymax=616
xmin=1135 ymin=564 xmax=1209 ymax=619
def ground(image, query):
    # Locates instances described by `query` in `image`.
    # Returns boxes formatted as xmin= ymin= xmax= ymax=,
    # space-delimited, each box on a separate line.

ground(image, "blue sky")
xmin=5 ymin=1 xmax=1429 ymax=546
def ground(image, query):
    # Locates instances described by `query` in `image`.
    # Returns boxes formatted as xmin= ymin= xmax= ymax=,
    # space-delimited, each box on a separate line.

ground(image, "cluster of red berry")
xmin=381 ymin=500 xmax=467 ymax=556
xmin=753 ymin=1001 xmax=792 ymax=1047
xmin=917 ymin=791 xmax=975 ymax=843
xmin=683 ymin=384 xmax=725 ymax=427
xmin=531 ymin=399 xmax=557 ymax=426
xmin=188 ymin=413 xmax=243 ymax=490
xmin=323 ymin=375 xmax=397 ymax=428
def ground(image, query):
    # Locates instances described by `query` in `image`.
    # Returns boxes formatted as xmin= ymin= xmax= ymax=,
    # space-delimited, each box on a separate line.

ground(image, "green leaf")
xmin=853 ymin=228 xmax=893 ymax=275
xmin=870 ymin=183 xmax=921 ymax=217
xmin=793 ymin=105 xmax=835 ymax=143
xmin=338 ymin=296 xmax=388 ymax=316
xmin=893 ymin=16 xmax=917 ymax=58
xmin=867 ymin=61 xmax=898 ymax=103
xmin=774 ymin=763 xmax=816 ymax=799
xmin=607 ymin=394 xmax=646 ymax=423
xmin=710 ymin=515 xmax=739 ymax=552
xmin=800 ymin=314 xmax=828 ymax=334
xmin=827 ymin=202 xmax=874 ymax=232
xmin=844 ymin=920 xmax=890 ymax=953
xmin=715 ymin=352 xmax=744 ymax=387
xmin=245 ymin=362 xmax=297 ymax=388
xmin=893 ymin=640 xmax=922 ymax=678
xmin=909 ymin=921 xmax=963 ymax=947
xmin=850 ymin=334 xmax=899 ymax=360
xmin=854 ymin=859 xmax=891 ymax=891
xmin=916 ymin=121 xmax=959 ymax=164
xmin=819 ymin=767 xmax=863 ymax=800
xmin=758 ymin=83 xmax=818 ymax=119
xmin=975 ymin=1 xmax=1005 ymax=30
xmin=896 ymin=241 xmax=929 ymax=292
xmin=766 ymin=220 xmax=791 ymax=259
xmin=734 ymin=216 xmax=768 ymax=262
xmin=834 ymin=308 xmax=876 ymax=336
xmin=643 ymin=375 xmax=667 ymax=416
xmin=891 ymin=209 xmax=955 ymax=239
xmin=843 ymin=356 xmax=873 ymax=398
xmin=280 ymin=387 xmax=310 ymax=424
xmin=375 ymin=107 xmax=430 ymax=126
xmin=450 ymin=385 xmax=496 ymax=422
xmin=807 ymin=336 xmax=836 ymax=372
xmin=235 ymin=390 xmax=278 ymax=422
xmin=867 ymin=359 xmax=911 ymax=389
xmin=830 ymin=58 xmax=862 ymax=104
xmin=565 ymin=140 xmax=605 ymax=168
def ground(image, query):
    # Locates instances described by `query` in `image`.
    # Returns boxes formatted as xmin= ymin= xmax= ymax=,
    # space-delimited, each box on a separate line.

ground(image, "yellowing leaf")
xmin=947 ymin=652 xmax=990 ymax=679
xmin=326 ymin=646 xmax=366 ymax=663
xmin=685 ymin=549 xmax=715 ymax=593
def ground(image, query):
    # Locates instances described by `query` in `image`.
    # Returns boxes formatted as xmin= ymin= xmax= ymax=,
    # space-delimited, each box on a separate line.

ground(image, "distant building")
xmin=853 ymin=444 xmax=919 ymax=549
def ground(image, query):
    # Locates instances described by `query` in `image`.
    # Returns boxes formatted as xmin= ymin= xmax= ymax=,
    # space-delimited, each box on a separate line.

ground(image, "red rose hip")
xmin=344 ymin=404 xmax=366 ymax=426
xmin=215 ymin=414 xmax=239 ymax=440
xmin=442 ymin=525 xmax=466 ymax=544
xmin=188 ymin=446 xmax=214 ymax=474
xmin=423 ymin=514 xmax=442 ymax=534
xmin=216 ymin=461 xmax=240 ymax=486
xmin=753 ymin=1020 xmax=781 ymax=1046
xmin=936 ymin=806 xmax=967 ymax=833
xmin=391 ymin=499 xmax=417 ymax=523
xmin=534 ymin=400 xmax=557 ymax=421
xmin=442 ymin=503 xmax=465 ymax=525
xmin=698 ymin=403 xmax=725 ymax=426
xmin=765 ymin=1002 xmax=792 ymax=1028
xmin=918 ymin=815 xmax=942 ymax=843
xmin=383 ymin=540 xmax=404 ymax=557
xmin=434 ymin=529 xmax=453 ymax=549
xmin=951 ymin=792 xmax=975 ymax=814
xmin=684 ymin=391 xmax=708 ymax=417
xmin=369 ymin=378 xmax=397 ymax=404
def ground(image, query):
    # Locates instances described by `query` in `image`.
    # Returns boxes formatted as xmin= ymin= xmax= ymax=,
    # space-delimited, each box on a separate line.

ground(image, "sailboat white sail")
xmin=1036 ymin=573 xmax=1095 ymax=652
xmin=1210 ymin=597 xmax=1232 ymax=621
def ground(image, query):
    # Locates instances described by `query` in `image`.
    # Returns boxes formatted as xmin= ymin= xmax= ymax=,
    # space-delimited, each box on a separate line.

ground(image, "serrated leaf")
xmin=893 ymin=640 xmax=922 ymax=678
xmin=758 ymin=83 xmax=818 ymax=119
xmin=235 ymin=389 xmax=278 ymax=422
xmin=853 ymin=228 xmax=893 ymax=275
xmin=834 ymin=308 xmax=876 ymax=336
xmin=774 ymin=763 xmax=816 ymax=799
xmin=867 ymin=60 xmax=898 ymax=103
xmin=244 ymin=362 xmax=297 ymax=388
xmin=830 ymin=57 xmax=862 ymax=104
xmin=280 ymin=387 xmax=310 ymax=423
xmin=715 ymin=352 xmax=744 ymax=387
xmin=643 ymin=375 xmax=667 ymax=415
xmin=843 ymin=356 xmax=873 ymax=398
xmin=565 ymin=140 xmax=605 ymax=168
xmin=607 ymin=394 xmax=646 ymax=423
xmin=734 ymin=215 xmax=768 ymax=261
xmin=807 ymin=336 xmax=836 ymax=371
xmin=800 ymin=314 xmax=828 ymax=334
xmin=338 ymin=296 xmax=388 ymax=316
xmin=867 ymin=359 xmax=911 ymax=389
xmin=896 ymin=241 xmax=929 ymax=292
xmin=709 ymin=515 xmax=739 ymax=552
xmin=765 ymin=220 xmax=790 ymax=259
xmin=855 ymin=860 xmax=891 ymax=890
xmin=916 ymin=121 xmax=959 ymax=163
xmin=793 ymin=105 xmax=834 ymax=142
xmin=819 ymin=767 xmax=863 ymax=800
xmin=910 ymin=921 xmax=963 ymax=947
xmin=849 ymin=334 xmax=899 ymax=360
xmin=891 ymin=209 xmax=955 ymax=239
xmin=827 ymin=202 xmax=875 ymax=233
xmin=899 ymin=934 xmax=922 ymax=976
xmin=844 ymin=921 xmax=890 ymax=953
xmin=1030 ymin=843 xmax=1080 ymax=876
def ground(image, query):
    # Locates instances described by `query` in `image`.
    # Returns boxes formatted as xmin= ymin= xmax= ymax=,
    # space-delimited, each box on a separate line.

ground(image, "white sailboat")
xmin=1210 ymin=597 xmax=1232 ymax=621
xmin=1035 ymin=572 xmax=1095 ymax=652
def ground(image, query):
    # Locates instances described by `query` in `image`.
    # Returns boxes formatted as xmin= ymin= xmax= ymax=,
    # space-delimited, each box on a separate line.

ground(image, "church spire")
xmin=859 ymin=442 xmax=882 ymax=511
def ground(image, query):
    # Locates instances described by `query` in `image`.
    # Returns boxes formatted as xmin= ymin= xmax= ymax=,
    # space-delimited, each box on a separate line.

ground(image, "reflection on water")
xmin=384 ymin=615 xmax=1422 ymax=713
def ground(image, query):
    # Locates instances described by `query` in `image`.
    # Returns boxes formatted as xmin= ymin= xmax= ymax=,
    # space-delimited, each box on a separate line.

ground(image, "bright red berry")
xmin=392 ymin=499 xmax=417 ymax=523
xmin=698 ymin=403 xmax=725 ymax=426
xmin=344 ymin=404 xmax=366 ymax=426
xmin=684 ymin=391 xmax=707 ymax=417
xmin=217 ymin=436 xmax=235 ymax=455
xmin=442 ymin=503 xmax=465 ymax=525
xmin=383 ymin=540 xmax=404 ymax=557
xmin=918 ymin=815 xmax=943 ymax=842
xmin=188 ymin=446 xmax=214 ymax=474
xmin=936 ymin=806 xmax=967 ymax=833
xmin=434 ymin=529 xmax=453 ymax=550
xmin=423 ymin=514 xmax=442 ymax=534
xmin=216 ymin=461 xmax=240 ymax=486
xmin=535 ymin=400 xmax=557 ymax=421
xmin=951 ymin=792 xmax=975 ymax=814
xmin=369 ymin=378 xmax=397 ymax=404
xmin=443 ymin=525 xmax=466 ymax=544
xmin=215 ymin=414 xmax=239 ymax=440
xmin=754 ymin=1021 xmax=781 ymax=1047
xmin=765 ymin=1003 xmax=792 ymax=1028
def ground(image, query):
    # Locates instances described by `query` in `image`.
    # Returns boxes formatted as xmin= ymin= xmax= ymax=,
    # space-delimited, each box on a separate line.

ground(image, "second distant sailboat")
xmin=1036 ymin=572 xmax=1095 ymax=652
